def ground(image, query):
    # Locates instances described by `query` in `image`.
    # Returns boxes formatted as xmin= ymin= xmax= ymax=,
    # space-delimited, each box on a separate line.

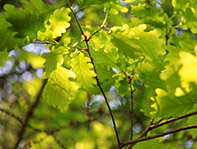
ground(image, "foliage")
xmin=0 ymin=0 xmax=196 ymax=149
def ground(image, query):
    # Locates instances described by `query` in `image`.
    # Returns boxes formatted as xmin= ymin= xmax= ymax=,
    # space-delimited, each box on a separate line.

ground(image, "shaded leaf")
xmin=0 ymin=14 xmax=25 ymax=51
xmin=4 ymin=4 xmax=46 ymax=40
xmin=43 ymin=66 xmax=79 ymax=111
xmin=42 ymin=46 xmax=68 ymax=78
xmin=134 ymin=139 xmax=164 ymax=149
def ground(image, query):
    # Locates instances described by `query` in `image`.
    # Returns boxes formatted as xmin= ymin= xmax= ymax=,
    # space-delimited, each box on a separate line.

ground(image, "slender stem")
xmin=120 ymin=124 xmax=197 ymax=147
xmin=85 ymin=41 xmax=121 ymax=147
xmin=66 ymin=1 xmax=121 ymax=147
xmin=129 ymin=82 xmax=134 ymax=141
xmin=150 ymin=111 xmax=197 ymax=130
xmin=88 ymin=13 xmax=108 ymax=40
xmin=128 ymin=111 xmax=197 ymax=148
xmin=121 ymin=70 xmax=135 ymax=149
xmin=66 ymin=0 xmax=84 ymax=35
xmin=14 ymin=79 xmax=47 ymax=149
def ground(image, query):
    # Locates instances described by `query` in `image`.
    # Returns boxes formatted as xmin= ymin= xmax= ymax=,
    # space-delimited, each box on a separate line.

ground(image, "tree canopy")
xmin=0 ymin=0 xmax=197 ymax=149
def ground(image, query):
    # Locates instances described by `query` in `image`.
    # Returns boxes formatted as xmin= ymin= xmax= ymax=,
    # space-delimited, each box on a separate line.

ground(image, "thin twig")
xmin=66 ymin=0 xmax=84 ymax=35
xmin=126 ymin=111 xmax=197 ymax=148
xmin=85 ymin=41 xmax=121 ymax=147
xmin=66 ymin=2 xmax=121 ymax=147
xmin=52 ymin=134 xmax=66 ymax=149
xmin=14 ymin=79 xmax=47 ymax=149
xmin=129 ymin=79 xmax=134 ymax=141
xmin=87 ymin=13 xmax=108 ymax=41
xmin=120 ymin=124 xmax=197 ymax=147
xmin=150 ymin=111 xmax=197 ymax=130
xmin=121 ymin=70 xmax=135 ymax=143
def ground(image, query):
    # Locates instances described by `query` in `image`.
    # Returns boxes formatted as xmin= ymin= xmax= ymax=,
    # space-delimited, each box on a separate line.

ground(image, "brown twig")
xmin=14 ymin=79 xmax=47 ymax=149
xmin=120 ymin=124 xmax=197 ymax=147
xmin=123 ymin=111 xmax=197 ymax=148
xmin=52 ymin=134 xmax=66 ymax=149
xmin=121 ymin=70 xmax=135 ymax=144
xmin=66 ymin=1 xmax=121 ymax=147
xmin=85 ymin=40 xmax=121 ymax=147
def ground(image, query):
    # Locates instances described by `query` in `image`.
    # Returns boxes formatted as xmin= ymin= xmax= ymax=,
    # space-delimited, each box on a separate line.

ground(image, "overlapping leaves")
xmin=4 ymin=0 xmax=52 ymax=40
xmin=0 ymin=14 xmax=25 ymax=52
xmin=38 ymin=7 xmax=71 ymax=40
xmin=153 ymin=41 xmax=197 ymax=118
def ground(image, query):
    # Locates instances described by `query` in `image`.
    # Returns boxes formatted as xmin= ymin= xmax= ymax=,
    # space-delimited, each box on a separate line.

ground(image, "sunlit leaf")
xmin=70 ymin=51 xmax=96 ymax=89
xmin=38 ymin=7 xmax=71 ymax=39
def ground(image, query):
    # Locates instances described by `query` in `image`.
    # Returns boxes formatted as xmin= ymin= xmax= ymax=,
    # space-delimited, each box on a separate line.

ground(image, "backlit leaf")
xmin=70 ymin=51 xmax=96 ymax=89
xmin=38 ymin=7 xmax=71 ymax=39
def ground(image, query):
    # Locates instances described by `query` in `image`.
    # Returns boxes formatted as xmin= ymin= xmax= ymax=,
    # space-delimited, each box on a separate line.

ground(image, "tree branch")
xmin=66 ymin=0 xmax=84 ymax=35
xmin=85 ymin=40 xmax=121 ymax=147
xmin=122 ymin=111 xmax=197 ymax=148
xmin=66 ymin=1 xmax=121 ymax=147
xmin=120 ymin=124 xmax=197 ymax=147
xmin=14 ymin=79 xmax=47 ymax=149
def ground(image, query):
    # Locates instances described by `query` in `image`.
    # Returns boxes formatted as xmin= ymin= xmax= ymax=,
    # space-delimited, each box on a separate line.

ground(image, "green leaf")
xmin=20 ymin=0 xmax=53 ymax=15
xmin=38 ymin=7 xmax=71 ymax=39
xmin=4 ymin=4 xmax=46 ymax=40
xmin=110 ymin=24 xmax=166 ymax=60
xmin=89 ymin=64 xmax=115 ymax=94
xmin=114 ymin=74 xmax=130 ymax=97
xmin=70 ymin=51 xmax=96 ymax=90
xmin=182 ymin=8 xmax=197 ymax=34
xmin=133 ymin=139 xmax=164 ymax=149
xmin=0 ymin=14 xmax=25 ymax=51
xmin=42 ymin=46 xmax=68 ymax=78
xmin=90 ymin=48 xmax=118 ymax=68
xmin=135 ymin=60 xmax=167 ymax=91
xmin=43 ymin=66 xmax=79 ymax=111
xmin=156 ymin=85 xmax=197 ymax=118
xmin=131 ymin=3 xmax=166 ymax=26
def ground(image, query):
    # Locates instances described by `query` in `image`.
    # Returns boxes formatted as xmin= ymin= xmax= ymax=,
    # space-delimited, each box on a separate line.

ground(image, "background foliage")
xmin=0 ymin=0 xmax=197 ymax=148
